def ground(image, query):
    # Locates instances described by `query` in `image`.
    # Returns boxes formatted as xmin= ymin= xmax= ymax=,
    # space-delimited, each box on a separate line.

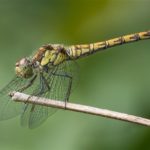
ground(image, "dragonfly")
xmin=0 ymin=31 xmax=149 ymax=128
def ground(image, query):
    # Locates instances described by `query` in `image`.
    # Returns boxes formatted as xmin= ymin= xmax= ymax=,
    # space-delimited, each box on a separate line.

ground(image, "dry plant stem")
xmin=11 ymin=91 xmax=150 ymax=127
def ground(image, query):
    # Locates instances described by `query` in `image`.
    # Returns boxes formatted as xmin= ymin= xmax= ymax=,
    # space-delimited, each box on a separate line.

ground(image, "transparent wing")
xmin=21 ymin=60 xmax=78 ymax=129
xmin=20 ymin=74 xmax=56 ymax=128
xmin=0 ymin=76 xmax=30 ymax=120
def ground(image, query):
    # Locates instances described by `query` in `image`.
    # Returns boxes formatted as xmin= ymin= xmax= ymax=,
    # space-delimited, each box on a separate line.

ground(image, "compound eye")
xmin=15 ymin=58 xmax=34 ymax=79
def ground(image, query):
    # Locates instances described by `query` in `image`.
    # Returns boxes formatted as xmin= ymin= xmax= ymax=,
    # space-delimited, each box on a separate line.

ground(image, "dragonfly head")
xmin=15 ymin=58 xmax=34 ymax=78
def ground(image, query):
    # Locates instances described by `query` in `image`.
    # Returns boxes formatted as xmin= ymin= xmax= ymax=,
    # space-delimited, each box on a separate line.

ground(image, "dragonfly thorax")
xmin=33 ymin=44 xmax=69 ymax=67
xmin=15 ymin=58 xmax=34 ymax=79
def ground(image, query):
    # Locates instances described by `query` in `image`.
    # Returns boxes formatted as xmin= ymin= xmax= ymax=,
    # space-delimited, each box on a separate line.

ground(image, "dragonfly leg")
xmin=65 ymin=74 xmax=72 ymax=102
xmin=22 ymin=74 xmax=50 ymax=114
xmin=30 ymin=73 xmax=50 ymax=97
xmin=18 ymin=75 xmax=38 ymax=116
xmin=52 ymin=72 xmax=73 ymax=108
xmin=19 ymin=75 xmax=37 ymax=92
xmin=36 ymin=73 xmax=50 ymax=96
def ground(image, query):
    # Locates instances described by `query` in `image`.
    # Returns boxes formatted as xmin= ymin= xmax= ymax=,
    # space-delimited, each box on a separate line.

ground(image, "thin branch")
xmin=10 ymin=91 xmax=150 ymax=127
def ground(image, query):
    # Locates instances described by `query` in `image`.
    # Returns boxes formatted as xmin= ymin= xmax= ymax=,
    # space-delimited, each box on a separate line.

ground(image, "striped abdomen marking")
xmin=66 ymin=31 xmax=150 ymax=59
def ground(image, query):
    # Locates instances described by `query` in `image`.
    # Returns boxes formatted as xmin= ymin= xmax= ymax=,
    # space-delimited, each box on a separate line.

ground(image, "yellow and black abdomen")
xmin=66 ymin=31 xmax=150 ymax=59
xmin=32 ymin=31 xmax=150 ymax=63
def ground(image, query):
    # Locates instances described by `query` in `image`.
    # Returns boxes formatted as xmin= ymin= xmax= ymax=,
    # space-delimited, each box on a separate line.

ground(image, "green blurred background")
xmin=0 ymin=0 xmax=150 ymax=150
